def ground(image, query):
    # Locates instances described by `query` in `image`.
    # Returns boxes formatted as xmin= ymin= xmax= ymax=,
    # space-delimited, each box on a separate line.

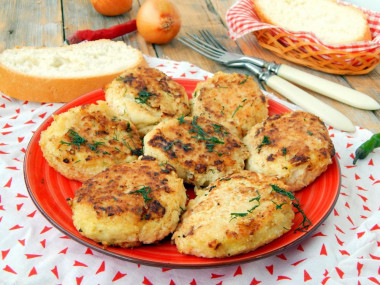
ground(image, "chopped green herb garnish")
xmin=164 ymin=139 xmax=192 ymax=152
xmin=282 ymin=147 xmax=287 ymax=155
xmin=257 ymin=135 xmax=271 ymax=150
xmin=270 ymin=184 xmax=311 ymax=232
xmin=272 ymin=201 xmax=287 ymax=209
xmin=130 ymin=185 xmax=152 ymax=204
xmin=178 ymin=116 xmax=225 ymax=153
xmin=60 ymin=129 xmax=87 ymax=148
xmin=123 ymin=138 xmax=143 ymax=156
xmin=60 ymin=129 xmax=104 ymax=152
xmin=230 ymin=190 xmax=261 ymax=221
xmin=238 ymin=74 xmax=249 ymax=85
xmin=135 ymin=90 xmax=155 ymax=105
xmin=307 ymin=130 xmax=313 ymax=136
xmin=87 ymin=141 xmax=105 ymax=151
xmin=230 ymin=212 xmax=248 ymax=221
xmin=231 ymin=98 xmax=247 ymax=118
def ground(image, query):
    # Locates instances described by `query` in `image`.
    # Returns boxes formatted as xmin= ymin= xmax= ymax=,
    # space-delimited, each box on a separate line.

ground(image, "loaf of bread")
xmin=0 ymin=40 xmax=147 ymax=102
xmin=253 ymin=0 xmax=372 ymax=45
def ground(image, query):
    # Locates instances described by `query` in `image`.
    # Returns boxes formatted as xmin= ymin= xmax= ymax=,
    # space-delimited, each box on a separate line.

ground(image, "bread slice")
xmin=253 ymin=0 xmax=372 ymax=45
xmin=0 ymin=40 xmax=147 ymax=102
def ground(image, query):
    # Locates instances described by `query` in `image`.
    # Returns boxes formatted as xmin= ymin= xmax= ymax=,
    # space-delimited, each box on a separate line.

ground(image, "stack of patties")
xmin=68 ymin=156 xmax=187 ymax=248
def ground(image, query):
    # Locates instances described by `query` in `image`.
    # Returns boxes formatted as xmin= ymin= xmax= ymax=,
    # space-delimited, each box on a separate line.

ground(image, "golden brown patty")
xmin=173 ymin=171 xmax=294 ymax=258
xmin=143 ymin=116 xmax=249 ymax=187
xmin=191 ymin=72 xmax=268 ymax=138
xmin=243 ymin=111 xmax=335 ymax=191
xmin=105 ymin=66 xmax=190 ymax=136
xmin=39 ymin=101 xmax=142 ymax=182
xmin=69 ymin=156 xmax=187 ymax=248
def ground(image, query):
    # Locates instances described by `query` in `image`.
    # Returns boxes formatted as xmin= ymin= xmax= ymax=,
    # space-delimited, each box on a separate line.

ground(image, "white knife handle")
xmin=266 ymin=75 xmax=356 ymax=132
xmin=277 ymin=64 xmax=380 ymax=110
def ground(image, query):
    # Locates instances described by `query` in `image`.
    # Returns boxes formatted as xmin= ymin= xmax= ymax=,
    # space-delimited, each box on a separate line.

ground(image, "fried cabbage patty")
xmin=143 ymin=116 xmax=249 ymax=187
xmin=173 ymin=171 xmax=294 ymax=258
xmin=69 ymin=156 xmax=187 ymax=248
xmin=243 ymin=111 xmax=335 ymax=191
xmin=191 ymin=72 xmax=268 ymax=138
xmin=39 ymin=101 xmax=142 ymax=182
xmin=105 ymin=66 xmax=190 ymax=136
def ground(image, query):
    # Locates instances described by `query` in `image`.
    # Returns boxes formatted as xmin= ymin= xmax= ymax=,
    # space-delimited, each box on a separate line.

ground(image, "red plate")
xmin=24 ymin=78 xmax=341 ymax=268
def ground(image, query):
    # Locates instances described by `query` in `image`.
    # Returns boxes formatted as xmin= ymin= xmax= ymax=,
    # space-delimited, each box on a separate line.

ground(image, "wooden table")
xmin=0 ymin=0 xmax=379 ymax=133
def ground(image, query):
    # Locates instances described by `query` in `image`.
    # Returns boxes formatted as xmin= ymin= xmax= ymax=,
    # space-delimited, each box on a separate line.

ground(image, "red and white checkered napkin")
xmin=226 ymin=0 xmax=380 ymax=53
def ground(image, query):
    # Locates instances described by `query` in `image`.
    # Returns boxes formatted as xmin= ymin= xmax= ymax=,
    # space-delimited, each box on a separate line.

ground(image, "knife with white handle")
xmin=240 ymin=55 xmax=380 ymax=110
xmin=266 ymin=75 xmax=356 ymax=132
xmin=228 ymin=61 xmax=356 ymax=132
xmin=273 ymin=64 xmax=380 ymax=110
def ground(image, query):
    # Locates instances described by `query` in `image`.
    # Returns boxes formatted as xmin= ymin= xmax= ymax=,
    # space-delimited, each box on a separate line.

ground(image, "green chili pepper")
xmin=353 ymin=133 xmax=380 ymax=165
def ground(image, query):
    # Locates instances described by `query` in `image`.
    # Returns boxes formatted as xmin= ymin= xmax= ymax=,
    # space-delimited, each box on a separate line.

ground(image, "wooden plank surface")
xmin=0 ymin=0 xmax=379 ymax=132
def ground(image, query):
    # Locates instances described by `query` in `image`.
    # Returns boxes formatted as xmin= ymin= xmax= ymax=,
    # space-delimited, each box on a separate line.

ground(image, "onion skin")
xmin=90 ymin=0 xmax=133 ymax=16
xmin=136 ymin=0 xmax=181 ymax=44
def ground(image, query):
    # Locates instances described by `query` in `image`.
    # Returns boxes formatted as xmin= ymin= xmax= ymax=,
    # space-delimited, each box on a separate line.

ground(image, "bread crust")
xmin=252 ymin=0 xmax=372 ymax=44
xmin=0 ymin=40 xmax=147 ymax=103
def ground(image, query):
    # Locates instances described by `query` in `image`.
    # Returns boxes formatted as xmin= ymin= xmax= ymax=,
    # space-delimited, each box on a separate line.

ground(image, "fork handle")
xmin=276 ymin=65 xmax=380 ymax=110
xmin=266 ymin=75 xmax=355 ymax=132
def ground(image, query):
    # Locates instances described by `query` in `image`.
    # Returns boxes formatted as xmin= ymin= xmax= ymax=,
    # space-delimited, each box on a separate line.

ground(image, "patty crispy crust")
xmin=69 ymin=156 xmax=187 ymax=248
xmin=105 ymin=66 xmax=190 ymax=136
xmin=192 ymin=72 xmax=268 ymax=138
xmin=173 ymin=171 xmax=295 ymax=258
xmin=39 ymin=101 xmax=142 ymax=182
xmin=243 ymin=111 xmax=335 ymax=191
xmin=143 ymin=116 xmax=249 ymax=187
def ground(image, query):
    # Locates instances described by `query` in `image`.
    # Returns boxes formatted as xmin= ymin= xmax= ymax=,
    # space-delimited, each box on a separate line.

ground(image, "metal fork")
xmin=178 ymin=32 xmax=356 ymax=132
xmin=179 ymin=30 xmax=380 ymax=112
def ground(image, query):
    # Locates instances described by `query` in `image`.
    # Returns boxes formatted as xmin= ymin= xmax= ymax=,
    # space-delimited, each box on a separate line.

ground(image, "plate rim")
xmin=24 ymin=78 xmax=341 ymax=268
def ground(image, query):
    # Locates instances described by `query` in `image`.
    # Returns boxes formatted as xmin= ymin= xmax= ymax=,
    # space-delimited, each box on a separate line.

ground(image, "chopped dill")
xmin=122 ymin=138 xmax=143 ymax=156
xmin=135 ymin=90 xmax=155 ymax=105
xmin=60 ymin=129 xmax=103 ymax=152
xmin=130 ymin=185 xmax=152 ymax=204
xmin=230 ymin=190 xmax=261 ymax=221
xmin=257 ymin=135 xmax=271 ymax=150
xmin=164 ymin=139 xmax=192 ymax=152
xmin=60 ymin=129 xmax=86 ymax=148
xmin=177 ymin=116 xmax=224 ymax=152
xmin=270 ymin=184 xmax=312 ymax=232
xmin=231 ymin=98 xmax=247 ymax=118
xmin=238 ymin=74 xmax=249 ymax=85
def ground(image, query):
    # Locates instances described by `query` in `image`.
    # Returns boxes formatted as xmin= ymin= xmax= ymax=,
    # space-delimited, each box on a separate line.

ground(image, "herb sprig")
xmin=135 ymin=90 xmax=155 ymax=106
xmin=177 ymin=116 xmax=225 ymax=153
xmin=129 ymin=185 xmax=152 ymax=204
xmin=270 ymin=184 xmax=311 ymax=232
xmin=60 ymin=129 xmax=103 ymax=152
xmin=230 ymin=190 xmax=261 ymax=221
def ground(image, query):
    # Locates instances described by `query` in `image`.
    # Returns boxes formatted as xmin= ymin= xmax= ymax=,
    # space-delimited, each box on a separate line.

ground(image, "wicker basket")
xmin=253 ymin=29 xmax=380 ymax=75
